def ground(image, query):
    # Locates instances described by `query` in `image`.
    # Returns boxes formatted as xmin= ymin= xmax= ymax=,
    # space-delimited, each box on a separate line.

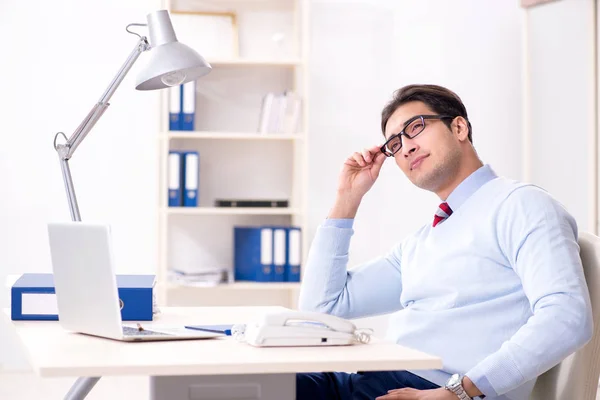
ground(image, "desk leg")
xmin=150 ymin=374 xmax=295 ymax=400
xmin=64 ymin=377 xmax=101 ymax=400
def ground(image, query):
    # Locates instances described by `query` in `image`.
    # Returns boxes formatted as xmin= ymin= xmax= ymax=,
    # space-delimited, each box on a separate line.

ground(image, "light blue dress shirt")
xmin=298 ymin=165 xmax=593 ymax=400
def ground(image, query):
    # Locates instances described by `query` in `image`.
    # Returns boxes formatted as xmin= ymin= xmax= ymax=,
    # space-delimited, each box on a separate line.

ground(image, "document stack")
xmin=168 ymin=150 xmax=199 ymax=207
xmin=234 ymin=225 xmax=301 ymax=282
xmin=257 ymin=91 xmax=302 ymax=134
xmin=168 ymin=268 xmax=229 ymax=287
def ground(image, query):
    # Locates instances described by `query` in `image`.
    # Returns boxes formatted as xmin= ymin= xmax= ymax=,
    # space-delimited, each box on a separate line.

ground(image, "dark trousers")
xmin=296 ymin=371 xmax=440 ymax=400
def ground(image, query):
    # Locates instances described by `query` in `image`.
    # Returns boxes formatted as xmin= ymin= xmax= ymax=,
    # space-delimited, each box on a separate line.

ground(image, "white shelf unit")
xmin=162 ymin=131 xmax=304 ymax=140
xmin=163 ymin=281 xmax=301 ymax=308
xmin=157 ymin=0 xmax=309 ymax=308
xmin=164 ymin=207 xmax=303 ymax=216
xmin=208 ymin=59 xmax=304 ymax=67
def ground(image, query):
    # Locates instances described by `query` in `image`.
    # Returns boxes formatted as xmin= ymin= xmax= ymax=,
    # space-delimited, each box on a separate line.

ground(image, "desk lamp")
xmin=51 ymin=10 xmax=211 ymax=399
xmin=54 ymin=9 xmax=211 ymax=221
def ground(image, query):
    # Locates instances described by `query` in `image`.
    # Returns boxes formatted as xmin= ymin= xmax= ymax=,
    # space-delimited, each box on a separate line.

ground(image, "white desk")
xmin=3 ymin=307 xmax=442 ymax=400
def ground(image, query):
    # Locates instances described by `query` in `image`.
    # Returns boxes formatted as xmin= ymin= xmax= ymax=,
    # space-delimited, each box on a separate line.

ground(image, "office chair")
xmin=530 ymin=232 xmax=600 ymax=400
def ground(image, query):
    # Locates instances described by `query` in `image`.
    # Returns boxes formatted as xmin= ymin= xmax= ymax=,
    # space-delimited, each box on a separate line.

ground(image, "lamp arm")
xmin=53 ymin=36 xmax=150 ymax=221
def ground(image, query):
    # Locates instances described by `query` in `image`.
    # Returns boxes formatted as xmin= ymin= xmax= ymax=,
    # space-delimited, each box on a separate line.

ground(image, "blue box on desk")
xmin=11 ymin=273 xmax=155 ymax=321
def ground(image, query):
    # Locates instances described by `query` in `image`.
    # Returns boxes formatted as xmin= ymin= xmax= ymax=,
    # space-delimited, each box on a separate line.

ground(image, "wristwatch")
xmin=444 ymin=374 xmax=472 ymax=400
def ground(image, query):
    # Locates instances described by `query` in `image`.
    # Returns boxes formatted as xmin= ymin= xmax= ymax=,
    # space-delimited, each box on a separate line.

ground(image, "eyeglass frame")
xmin=380 ymin=114 xmax=457 ymax=157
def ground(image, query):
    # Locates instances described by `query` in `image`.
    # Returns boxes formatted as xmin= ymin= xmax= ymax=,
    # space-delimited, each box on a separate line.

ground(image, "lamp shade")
xmin=136 ymin=10 xmax=212 ymax=91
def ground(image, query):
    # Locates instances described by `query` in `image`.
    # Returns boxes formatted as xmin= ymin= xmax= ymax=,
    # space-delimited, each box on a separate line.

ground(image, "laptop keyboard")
xmin=122 ymin=326 xmax=171 ymax=336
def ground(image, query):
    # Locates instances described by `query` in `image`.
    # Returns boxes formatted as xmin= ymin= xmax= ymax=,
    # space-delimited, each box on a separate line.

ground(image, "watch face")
xmin=448 ymin=374 xmax=461 ymax=387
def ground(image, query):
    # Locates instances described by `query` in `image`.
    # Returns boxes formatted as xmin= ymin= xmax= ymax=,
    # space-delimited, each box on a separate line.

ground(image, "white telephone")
xmin=242 ymin=310 xmax=373 ymax=347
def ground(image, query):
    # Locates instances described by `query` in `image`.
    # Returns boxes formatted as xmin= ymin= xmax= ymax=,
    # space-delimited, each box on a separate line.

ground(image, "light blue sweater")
xmin=298 ymin=165 xmax=593 ymax=400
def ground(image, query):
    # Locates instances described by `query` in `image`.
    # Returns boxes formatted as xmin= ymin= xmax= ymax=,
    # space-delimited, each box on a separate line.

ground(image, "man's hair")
xmin=380 ymin=84 xmax=472 ymax=144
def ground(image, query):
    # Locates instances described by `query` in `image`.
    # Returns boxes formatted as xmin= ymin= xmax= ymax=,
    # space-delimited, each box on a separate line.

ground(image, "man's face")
xmin=383 ymin=101 xmax=462 ymax=192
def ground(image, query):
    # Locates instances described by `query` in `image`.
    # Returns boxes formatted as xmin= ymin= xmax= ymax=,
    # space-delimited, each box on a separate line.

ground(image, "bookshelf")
xmin=162 ymin=132 xmax=303 ymax=140
xmin=208 ymin=59 xmax=303 ymax=67
xmin=165 ymin=207 xmax=302 ymax=216
xmin=156 ymin=0 xmax=309 ymax=309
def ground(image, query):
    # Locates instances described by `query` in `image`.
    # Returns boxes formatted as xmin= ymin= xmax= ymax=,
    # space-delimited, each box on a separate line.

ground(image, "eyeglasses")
xmin=380 ymin=115 xmax=455 ymax=157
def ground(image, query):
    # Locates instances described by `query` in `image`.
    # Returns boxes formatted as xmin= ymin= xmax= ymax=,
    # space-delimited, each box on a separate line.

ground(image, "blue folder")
xmin=181 ymin=81 xmax=196 ymax=131
xmin=11 ymin=273 xmax=155 ymax=321
xmin=234 ymin=226 xmax=274 ymax=282
xmin=169 ymin=85 xmax=182 ymax=131
xmin=183 ymin=151 xmax=199 ymax=207
xmin=168 ymin=151 xmax=184 ymax=207
xmin=285 ymin=226 xmax=302 ymax=282
xmin=272 ymin=227 xmax=286 ymax=282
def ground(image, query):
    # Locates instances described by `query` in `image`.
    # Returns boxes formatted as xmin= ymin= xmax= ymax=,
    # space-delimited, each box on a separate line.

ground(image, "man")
xmin=296 ymin=84 xmax=593 ymax=400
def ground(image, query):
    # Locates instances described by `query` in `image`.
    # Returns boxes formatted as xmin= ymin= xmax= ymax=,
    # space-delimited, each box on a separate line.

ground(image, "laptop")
xmin=46 ymin=221 xmax=224 ymax=342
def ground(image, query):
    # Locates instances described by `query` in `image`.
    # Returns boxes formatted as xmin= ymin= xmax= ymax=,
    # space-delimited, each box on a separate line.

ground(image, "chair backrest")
xmin=530 ymin=232 xmax=600 ymax=400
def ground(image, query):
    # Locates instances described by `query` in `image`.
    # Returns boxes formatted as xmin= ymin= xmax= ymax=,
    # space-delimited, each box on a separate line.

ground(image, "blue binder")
xmin=169 ymin=85 xmax=182 ymax=131
xmin=183 ymin=151 xmax=199 ymax=207
xmin=234 ymin=227 xmax=274 ymax=282
xmin=11 ymin=273 xmax=155 ymax=321
xmin=182 ymin=81 xmax=195 ymax=131
xmin=272 ymin=227 xmax=286 ymax=282
xmin=285 ymin=227 xmax=302 ymax=282
xmin=168 ymin=151 xmax=184 ymax=207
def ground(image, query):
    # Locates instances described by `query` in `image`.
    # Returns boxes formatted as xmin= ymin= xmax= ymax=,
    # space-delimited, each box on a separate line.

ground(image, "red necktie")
xmin=433 ymin=202 xmax=453 ymax=227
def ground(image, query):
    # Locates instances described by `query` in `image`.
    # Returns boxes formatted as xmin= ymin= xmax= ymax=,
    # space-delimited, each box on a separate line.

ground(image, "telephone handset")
xmin=242 ymin=310 xmax=373 ymax=347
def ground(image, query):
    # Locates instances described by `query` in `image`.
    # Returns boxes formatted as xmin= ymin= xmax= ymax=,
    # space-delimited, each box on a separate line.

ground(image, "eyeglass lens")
xmin=385 ymin=117 xmax=426 ymax=155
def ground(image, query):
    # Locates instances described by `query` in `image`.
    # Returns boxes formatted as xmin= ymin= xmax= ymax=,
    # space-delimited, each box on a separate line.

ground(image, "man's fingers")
xmin=348 ymin=145 xmax=386 ymax=168
xmin=361 ymin=148 xmax=372 ymax=163
xmin=369 ymin=144 xmax=384 ymax=153
xmin=377 ymin=387 xmax=421 ymax=399
xmin=374 ymin=151 xmax=387 ymax=165
xmin=344 ymin=156 xmax=359 ymax=166
xmin=369 ymin=151 xmax=386 ymax=176
xmin=365 ymin=145 xmax=385 ymax=160
xmin=375 ymin=393 xmax=403 ymax=400
xmin=388 ymin=388 xmax=406 ymax=393
xmin=352 ymin=152 xmax=366 ymax=167
xmin=387 ymin=388 xmax=418 ymax=394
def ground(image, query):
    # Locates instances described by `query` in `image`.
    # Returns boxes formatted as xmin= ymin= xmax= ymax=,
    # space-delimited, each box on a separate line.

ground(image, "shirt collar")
xmin=445 ymin=164 xmax=497 ymax=212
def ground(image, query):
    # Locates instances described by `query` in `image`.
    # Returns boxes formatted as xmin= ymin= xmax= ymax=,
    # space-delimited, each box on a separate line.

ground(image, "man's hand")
xmin=375 ymin=387 xmax=458 ymax=400
xmin=328 ymin=145 xmax=387 ymax=218
xmin=338 ymin=145 xmax=387 ymax=196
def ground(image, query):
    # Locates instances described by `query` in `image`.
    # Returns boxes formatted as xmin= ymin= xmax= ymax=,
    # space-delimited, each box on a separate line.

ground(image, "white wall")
xmin=0 ymin=0 xmax=160 ymax=369
xmin=524 ymin=0 xmax=597 ymax=234
xmin=308 ymin=0 xmax=523 ymax=267
xmin=0 ymin=0 xmax=523 ymax=381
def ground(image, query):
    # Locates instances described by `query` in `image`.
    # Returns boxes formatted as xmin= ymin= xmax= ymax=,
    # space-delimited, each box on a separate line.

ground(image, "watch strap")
xmin=445 ymin=375 xmax=472 ymax=400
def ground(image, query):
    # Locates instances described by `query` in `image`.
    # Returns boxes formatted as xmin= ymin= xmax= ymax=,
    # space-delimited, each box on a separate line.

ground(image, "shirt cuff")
xmin=465 ymin=374 xmax=495 ymax=399
xmin=465 ymin=349 xmax=524 ymax=398
xmin=323 ymin=218 xmax=354 ymax=229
